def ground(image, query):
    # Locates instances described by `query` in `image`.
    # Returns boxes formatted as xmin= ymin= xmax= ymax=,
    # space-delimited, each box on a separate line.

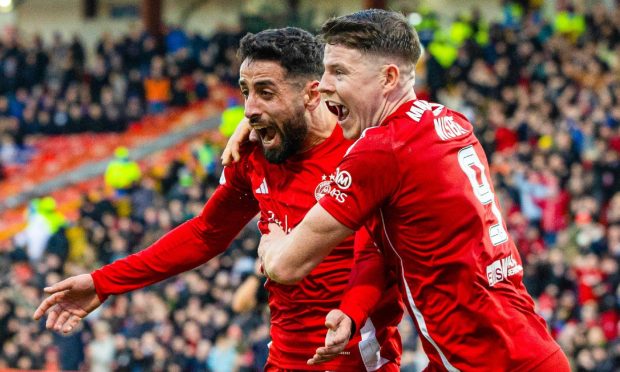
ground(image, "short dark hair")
xmin=238 ymin=27 xmax=323 ymax=80
xmin=320 ymin=9 xmax=421 ymax=67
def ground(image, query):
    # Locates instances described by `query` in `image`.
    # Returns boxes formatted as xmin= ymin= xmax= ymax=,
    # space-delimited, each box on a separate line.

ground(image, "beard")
xmin=261 ymin=108 xmax=308 ymax=164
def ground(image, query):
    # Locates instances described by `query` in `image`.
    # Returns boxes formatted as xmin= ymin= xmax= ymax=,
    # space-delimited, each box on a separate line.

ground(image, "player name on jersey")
xmin=433 ymin=116 xmax=469 ymax=141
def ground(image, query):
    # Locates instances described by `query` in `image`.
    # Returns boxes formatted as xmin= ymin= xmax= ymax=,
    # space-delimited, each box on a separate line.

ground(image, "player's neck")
xmin=299 ymin=104 xmax=337 ymax=152
xmin=374 ymin=88 xmax=418 ymax=126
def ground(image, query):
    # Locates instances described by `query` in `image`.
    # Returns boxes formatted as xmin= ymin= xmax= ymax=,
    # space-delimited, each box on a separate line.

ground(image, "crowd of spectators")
xmin=0 ymin=25 xmax=244 ymax=169
xmin=1 ymin=137 xmax=272 ymax=371
xmin=0 ymin=1 xmax=620 ymax=371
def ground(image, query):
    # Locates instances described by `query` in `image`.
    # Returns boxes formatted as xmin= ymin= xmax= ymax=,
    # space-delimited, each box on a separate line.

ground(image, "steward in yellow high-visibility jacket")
xmin=105 ymin=147 xmax=141 ymax=194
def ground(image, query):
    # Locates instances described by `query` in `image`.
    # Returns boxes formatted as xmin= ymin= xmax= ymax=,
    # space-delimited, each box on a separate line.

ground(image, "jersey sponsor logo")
xmin=315 ymin=174 xmax=348 ymax=203
xmin=266 ymin=210 xmax=291 ymax=233
xmin=255 ymin=178 xmax=269 ymax=195
xmin=486 ymin=255 xmax=523 ymax=287
xmin=328 ymin=188 xmax=348 ymax=203
xmin=433 ymin=116 xmax=469 ymax=141
xmin=405 ymin=100 xmax=444 ymax=123
xmin=332 ymin=168 xmax=352 ymax=190
xmin=314 ymin=177 xmax=332 ymax=201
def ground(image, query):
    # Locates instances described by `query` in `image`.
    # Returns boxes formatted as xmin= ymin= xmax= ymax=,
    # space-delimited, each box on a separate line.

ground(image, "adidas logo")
xmin=255 ymin=178 xmax=269 ymax=194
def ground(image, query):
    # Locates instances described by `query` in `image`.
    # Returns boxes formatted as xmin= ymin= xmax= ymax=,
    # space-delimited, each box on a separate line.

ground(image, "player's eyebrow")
xmin=253 ymin=79 xmax=277 ymax=89
xmin=238 ymin=78 xmax=277 ymax=90
xmin=325 ymin=62 xmax=348 ymax=72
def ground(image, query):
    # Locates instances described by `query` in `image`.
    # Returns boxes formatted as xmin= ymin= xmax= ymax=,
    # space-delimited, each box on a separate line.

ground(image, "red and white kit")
xmin=93 ymin=125 xmax=403 ymax=371
xmin=320 ymin=100 xmax=561 ymax=371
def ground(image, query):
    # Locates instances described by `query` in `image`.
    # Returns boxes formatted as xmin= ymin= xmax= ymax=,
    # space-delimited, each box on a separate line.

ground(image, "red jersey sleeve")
xmin=91 ymin=158 xmax=259 ymax=302
xmin=319 ymin=130 xmax=399 ymax=230
xmin=339 ymin=228 xmax=387 ymax=333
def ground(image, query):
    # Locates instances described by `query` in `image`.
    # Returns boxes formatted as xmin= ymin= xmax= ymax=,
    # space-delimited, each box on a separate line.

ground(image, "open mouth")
xmin=326 ymin=101 xmax=350 ymax=122
xmin=251 ymin=123 xmax=278 ymax=145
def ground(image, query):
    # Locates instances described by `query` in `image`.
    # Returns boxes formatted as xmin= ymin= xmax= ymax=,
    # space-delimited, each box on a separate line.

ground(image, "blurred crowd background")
xmin=1 ymin=0 xmax=620 ymax=371
xmin=0 ymin=23 xmax=242 ymax=169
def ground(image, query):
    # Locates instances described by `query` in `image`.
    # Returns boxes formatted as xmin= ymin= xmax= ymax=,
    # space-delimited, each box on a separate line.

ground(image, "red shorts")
xmin=422 ymin=348 xmax=570 ymax=372
xmin=530 ymin=349 xmax=571 ymax=372
xmin=264 ymin=360 xmax=400 ymax=372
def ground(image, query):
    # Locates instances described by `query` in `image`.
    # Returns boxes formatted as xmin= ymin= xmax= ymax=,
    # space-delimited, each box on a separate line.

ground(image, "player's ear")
xmin=381 ymin=64 xmax=400 ymax=92
xmin=304 ymin=80 xmax=322 ymax=110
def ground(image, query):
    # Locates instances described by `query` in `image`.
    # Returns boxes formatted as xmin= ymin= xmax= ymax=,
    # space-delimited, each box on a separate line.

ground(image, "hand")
xmin=221 ymin=118 xmax=257 ymax=166
xmin=33 ymin=274 xmax=102 ymax=334
xmin=257 ymin=223 xmax=286 ymax=261
xmin=307 ymin=309 xmax=353 ymax=365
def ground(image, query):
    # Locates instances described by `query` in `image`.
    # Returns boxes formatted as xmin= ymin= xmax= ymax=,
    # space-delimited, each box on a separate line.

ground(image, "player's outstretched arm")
xmin=221 ymin=118 xmax=257 ymax=166
xmin=307 ymin=309 xmax=353 ymax=365
xmin=90 ymin=185 xmax=259 ymax=300
xmin=259 ymin=204 xmax=353 ymax=284
xmin=33 ymin=274 xmax=101 ymax=334
xmin=309 ymin=229 xmax=388 ymax=365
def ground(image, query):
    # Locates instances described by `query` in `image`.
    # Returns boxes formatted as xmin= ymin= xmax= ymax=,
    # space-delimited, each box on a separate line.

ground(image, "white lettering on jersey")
xmin=219 ymin=169 xmax=226 ymax=185
xmin=431 ymin=103 xmax=445 ymax=116
xmin=328 ymin=188 xmax=348 ymax=203
xmin=434 ymin=116 xmax=469 ymax=141
xmin=406 ymin=100 xmax=431 ymax=122
xmin=486 ymin=255 xmax=523 ymax=287
xmin=266 ymin=210 xmax=292 ymax=233
xmin=315 ymin=174 xmax=348 ymax=203
xmin=331 ymin=168 xmax=352 ymax=189
xmin=405 ymin=100 xmax=445 ymax=123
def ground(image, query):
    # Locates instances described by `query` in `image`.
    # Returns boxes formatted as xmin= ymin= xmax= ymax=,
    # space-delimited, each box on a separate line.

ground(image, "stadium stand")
xmin=0 ymin=23 xmax=240 ymax=177
xmin=0 ymin=1 xmax=619 ymax=371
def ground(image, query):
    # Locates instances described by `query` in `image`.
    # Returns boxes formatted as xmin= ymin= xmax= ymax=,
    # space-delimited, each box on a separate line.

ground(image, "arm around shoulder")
xmin=260 ymin=204 xmax=353 ymax=285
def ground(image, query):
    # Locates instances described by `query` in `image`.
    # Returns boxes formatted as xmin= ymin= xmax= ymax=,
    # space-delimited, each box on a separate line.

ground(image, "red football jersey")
xmin=319 ymin=100 xmax=561 ymax=371
xmin=92 ymin=125 xmax=403 ymax=371
xmin=222 ymin=125 xmax=403 ymax=371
